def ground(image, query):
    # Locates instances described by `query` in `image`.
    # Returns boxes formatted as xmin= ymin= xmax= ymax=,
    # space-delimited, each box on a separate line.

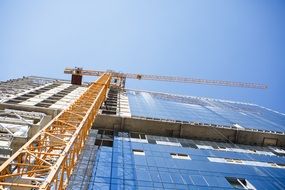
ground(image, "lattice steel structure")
xmin=0 ymin=73 xmax=111 ymax=190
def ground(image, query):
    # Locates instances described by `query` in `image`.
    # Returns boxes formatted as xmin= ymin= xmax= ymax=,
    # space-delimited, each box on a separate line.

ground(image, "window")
xmin=277 ymin=163 xmax=285 ymax=168
xmin=170 ymin=153 xmax=191 ymax=160
xmin=133 ymin=149 xmax=145 ymax=156
xmin=156 ymin=141 xmax=181 ymax=147
xmin=226 ymin=177 xmax=256 ymax=190
xmin=269 ymin=162 xmax=278 ymax=167
xmin=95 ymin=129 xmax=114 ymax=147
xmin=218 ymin=146 xmax=226 ymax=150
xmin=233 ymin=159 xmax=243 ymax=164
xmin=96 ymin=129 xmax=114 ymax=139
xmin=225 ymin=158 xmax=234 ymax=163
xmin=269 ymin=147 xmax=285 ymax=156
xmin=196 ymin=145 xmax=214 ymax=150
xmin=208 ymin=157 xmax=285 ymax=169
xmin=130 ymin=132 xmax=148 ymax=143
xmin=130 ymin=132 xmax=146 ymax=139
xmin=225 ymin=158 xmax=243 ymax=164
xmin=147 ymin=139 xmax=157 ymax=144
xmin=180 ymin=142 xmax=198 ymax=149
xmin=95 ymin=139 xmax=113 ymax=147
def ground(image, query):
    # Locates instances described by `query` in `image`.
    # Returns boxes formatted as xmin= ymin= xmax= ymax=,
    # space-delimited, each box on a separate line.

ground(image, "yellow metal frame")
xmin=0 ymin=73 xmax=111 ymax=189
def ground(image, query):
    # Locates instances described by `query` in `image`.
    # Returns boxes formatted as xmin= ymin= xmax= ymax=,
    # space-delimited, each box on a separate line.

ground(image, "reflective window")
xmin=127 ymin=90 xmax=285 ymax=132
xmin=156 ymin=141 xmax=181 ymax=147
xmin=89 ymin=134 xmax=285 ymax=190
xmin=133 ymin=149 xmax=145 ymax=156
xmin=226 ymin=177 xmax=256 ymax=190
xmin=170 ymin=153 xmax=191 ymax=160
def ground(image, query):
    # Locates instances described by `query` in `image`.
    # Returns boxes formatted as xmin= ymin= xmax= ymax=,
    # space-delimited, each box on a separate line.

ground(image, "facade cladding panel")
xmin=89 ymin=135 xmax=285 ymax=190
xmin=126 ymin=90 xmax=285 ymax=132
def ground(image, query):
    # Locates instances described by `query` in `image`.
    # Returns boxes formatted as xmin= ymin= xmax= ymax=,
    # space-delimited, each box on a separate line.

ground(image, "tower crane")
xmin=64 ymin=67 xmax=267 ymax=89
xmin=0 ymin=67 xmax=267 ymax=190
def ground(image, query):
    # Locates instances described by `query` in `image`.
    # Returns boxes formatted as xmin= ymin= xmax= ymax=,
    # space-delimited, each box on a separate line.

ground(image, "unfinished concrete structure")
xmin=0 ymin=77 xmax=87 ymax=166
xmin=0 ymin=74 xmax=284 ymax=189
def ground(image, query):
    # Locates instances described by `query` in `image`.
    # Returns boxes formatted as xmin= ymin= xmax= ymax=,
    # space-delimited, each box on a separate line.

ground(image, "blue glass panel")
xmin=181 ymin=174 xmax=194 ymax=185
xmin=96 ymin=166 xmax=111 ymax=177
xmin=175 ymin=184 xmax=188 ymax=190
xmin=170 ymin=173 xmax=184 ymax=184
xmin=124 ymin=180 xmax=136 ymax=186
xmin=124 ymin=186 xmax=137 ymax=190
xmin=91 ymin=182 xmax=110 ymax=190
xmin=153 ymin=182 xmax=163 ymax=188
xmin=134 ymin=155 xmax=147 ymax=166
xmin=94 ymin=177 xmax=110 ymax=184
xmin=89 ymin=136 xmax=285 ymax=189
xmin=190 ymin=175 xmax=208 ymax=186
xmin=110 ymin=184 xmax=124 ymax=190
xmin=149 ymin=171 xmax=161 ymax=182
xmin=136 ymin=170 xmax=152 ymax=181
xmin=127 ymin=90 xmax=285 ymax=132
xmin=137 ymin=180 xmax=153 ymax=187
xmin=204 ymin=176 xmax=231 ymax=188
xmin=159 ymin=171 xmax=173 ymax=183
xmin=250 ymin=179 xmax=285 ymax=189
xmin=163 ymin=183 xmax=176 ymax=189
xmin=111 ymin=167 xmax=124 ymax=179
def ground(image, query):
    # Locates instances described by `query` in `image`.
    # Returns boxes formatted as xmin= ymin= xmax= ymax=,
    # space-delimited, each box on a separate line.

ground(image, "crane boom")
xmin=64 ymin=67 xmax=267 ymax=89
xmin=0 ymin=73 xmax=111 ymax=189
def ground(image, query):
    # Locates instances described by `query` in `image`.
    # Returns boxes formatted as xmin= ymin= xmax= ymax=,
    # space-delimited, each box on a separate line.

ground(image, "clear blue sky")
xmin=0 ymin=0 xmax=284 ymax=113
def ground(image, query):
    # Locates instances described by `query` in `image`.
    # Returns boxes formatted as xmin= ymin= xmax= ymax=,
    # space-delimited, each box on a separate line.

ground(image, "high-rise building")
xmin=0 ymin=75 xmax=284 ymax=189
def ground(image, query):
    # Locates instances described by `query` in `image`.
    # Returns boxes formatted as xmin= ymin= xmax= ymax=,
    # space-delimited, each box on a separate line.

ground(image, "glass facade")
xmin=85 ymin=90 xmax=285 ymax=189
xmin=127 ymin=90 xmax=285 ymax=133
xmin=89 ymin=134 xmax=285 ymax=190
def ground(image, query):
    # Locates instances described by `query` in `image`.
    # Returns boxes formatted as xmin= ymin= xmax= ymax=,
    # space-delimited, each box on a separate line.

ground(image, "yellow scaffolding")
xmin=0 ymin=73 xmax=111 ymax=190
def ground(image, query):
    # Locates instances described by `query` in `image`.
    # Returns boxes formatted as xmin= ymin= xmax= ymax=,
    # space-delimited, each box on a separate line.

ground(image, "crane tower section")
xmin=0 ymin=73 xmax=111 ymax=190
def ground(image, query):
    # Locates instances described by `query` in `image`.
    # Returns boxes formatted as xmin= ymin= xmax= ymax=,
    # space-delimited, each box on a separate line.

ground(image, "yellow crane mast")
xmin=0 ymin=73 xmax=111 ymax=190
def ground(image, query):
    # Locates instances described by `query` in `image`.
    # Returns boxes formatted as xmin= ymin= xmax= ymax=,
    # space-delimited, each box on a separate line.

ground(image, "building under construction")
xmin=0 ymin=68 xmax=284 ymax=189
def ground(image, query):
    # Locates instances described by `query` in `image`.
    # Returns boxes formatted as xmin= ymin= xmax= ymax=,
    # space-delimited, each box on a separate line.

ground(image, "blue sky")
xmin=0 ymin=0 xmax=284 ymax=113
